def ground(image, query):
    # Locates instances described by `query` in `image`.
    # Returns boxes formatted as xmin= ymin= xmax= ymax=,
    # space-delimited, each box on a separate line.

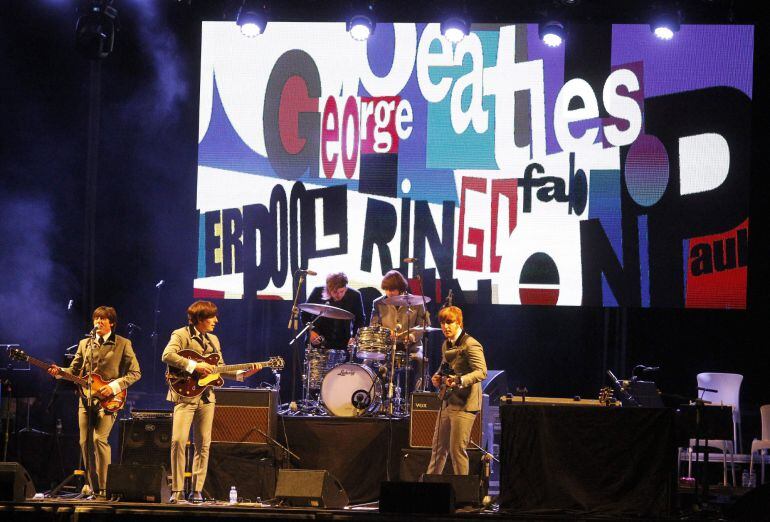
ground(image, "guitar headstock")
xmin=598 ymin=386 xmax=616 ymax=407
xmin=8 ymin=347 xmax=28 ymax=362
xmin=266 ymin=356 xmax=285 ymax=370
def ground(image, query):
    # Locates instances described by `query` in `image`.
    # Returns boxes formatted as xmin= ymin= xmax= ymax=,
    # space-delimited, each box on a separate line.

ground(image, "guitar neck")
xmin=26 ymin=356 xmax=87 ymax=387
xmin=215 ymin=361 xmax=267 ymax=373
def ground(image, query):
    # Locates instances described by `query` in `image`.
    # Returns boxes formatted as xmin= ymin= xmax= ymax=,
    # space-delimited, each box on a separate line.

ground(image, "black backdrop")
xmin=0 ymin=1 xmax=768 ymax=459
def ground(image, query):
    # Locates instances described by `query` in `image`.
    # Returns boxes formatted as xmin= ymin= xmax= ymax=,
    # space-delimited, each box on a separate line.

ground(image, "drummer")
xmin=302 ymin=272 xmax=366 ymax=353
xmin=369 ymin=269 xmax=431 ymax=360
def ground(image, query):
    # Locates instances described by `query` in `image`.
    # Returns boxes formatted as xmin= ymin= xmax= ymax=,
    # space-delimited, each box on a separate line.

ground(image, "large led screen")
xmin=195 ymin=22 xmax=753 ymax=308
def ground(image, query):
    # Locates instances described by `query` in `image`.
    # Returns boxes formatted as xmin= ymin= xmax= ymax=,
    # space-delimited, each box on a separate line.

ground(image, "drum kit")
xmin=294 ymin=296 xmax=440 ymax=418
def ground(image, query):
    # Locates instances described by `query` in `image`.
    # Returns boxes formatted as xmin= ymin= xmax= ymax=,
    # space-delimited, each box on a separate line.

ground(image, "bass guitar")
xmin=9 ymin=347 xmax=126 ymax=412
xmin=436 ymin=361 xmax=458 ymax=400
xmin=166 ymin=350 xmax=284 ymax=397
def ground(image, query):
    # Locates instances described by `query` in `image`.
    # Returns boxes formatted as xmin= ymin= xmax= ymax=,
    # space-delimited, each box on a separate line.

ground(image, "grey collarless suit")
xmin=162 ymin=325 xmax=241 ymax=493
xmin=426 ymin=330 xmax=487 ymax=475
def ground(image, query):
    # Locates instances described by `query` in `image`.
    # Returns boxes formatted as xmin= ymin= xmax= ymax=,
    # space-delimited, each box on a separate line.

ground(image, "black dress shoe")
xmin=169 ymin=491 xmax=186 ymax=503
xmin=190 ymin=491 xmax=204 ymax=503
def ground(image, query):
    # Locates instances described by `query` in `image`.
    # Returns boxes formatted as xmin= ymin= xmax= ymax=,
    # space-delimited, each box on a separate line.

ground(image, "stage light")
xmin=75 ymin=0 xmax=118 ymax=60
xmin=237 ymin=0 xmax=267 ymax=37
xmin=441 ymin=17 xmax=470 ymax=44
xmin=650 ymin=11 xmax=680 ymax=40
xmin=347 ymin=14 xmax=375 ymax=41
xmin=539 ymin=21 xmax=565 ymax=48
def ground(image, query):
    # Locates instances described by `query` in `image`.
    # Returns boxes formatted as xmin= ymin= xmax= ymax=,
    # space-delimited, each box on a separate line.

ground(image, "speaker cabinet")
xmin=0 ymin=462 xmax=36 ymax=501
xmin=410 ymin=392 xmax=482 ymax=448
xmin=212 ymin=388 xmax=278 ymax=444
xmin=107 ymin=464 xmax=170 ymax=503
xmin=274 ymin=469 xmax=349 ymax=508
xmin=380 ymin=481 xmax=455 ymax=514
xmin=119 ymin=418 xmax=172 ymax=470
xmin=422 ymin=474 xmax=482 ymax=505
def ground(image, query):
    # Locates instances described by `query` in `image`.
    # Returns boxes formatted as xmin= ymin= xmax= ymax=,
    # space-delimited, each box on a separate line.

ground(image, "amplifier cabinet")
xmin=410 ymin=392 xmax=482 ymax=448
xmin=212 ymin=388 xmax=278 ymax=444
xmin=119 ymin=418 xmax=172 ymax=470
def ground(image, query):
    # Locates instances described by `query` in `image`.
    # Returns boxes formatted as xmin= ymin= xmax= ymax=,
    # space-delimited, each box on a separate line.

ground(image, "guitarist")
xmin=426 ymin=306 xmax=487 ymax=475
xmin=47 ymin=306 xmax=141 ymax=497
xmin=161 ymin=300 xmax=262 ymax=503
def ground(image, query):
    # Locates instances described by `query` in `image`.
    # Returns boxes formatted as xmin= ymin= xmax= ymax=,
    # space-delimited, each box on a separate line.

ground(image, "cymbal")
xmin=382 ymin=294 xmax=432 ymax=307
xmin=298 ymin=303 xmax=354 ymax=321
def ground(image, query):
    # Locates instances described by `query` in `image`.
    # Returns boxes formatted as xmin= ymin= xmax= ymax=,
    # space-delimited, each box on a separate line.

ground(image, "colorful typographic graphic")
xmin=194 ymin=22 xmax=752 ymax=308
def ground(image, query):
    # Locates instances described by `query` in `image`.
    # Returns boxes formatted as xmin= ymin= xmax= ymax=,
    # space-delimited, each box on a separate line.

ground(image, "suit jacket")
xmin=370 ymin=295 xmax=430 ymax=350
xmin=161 ymin=325 xmax=240 ymax=404
xmin=434 ymin=330 xmax=487 ymax=411
xmin=63 ymin=333 xmax=141 ymax=392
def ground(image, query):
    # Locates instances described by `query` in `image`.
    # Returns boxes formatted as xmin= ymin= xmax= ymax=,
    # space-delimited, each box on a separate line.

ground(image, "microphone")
xmin=156 ymin=280 xmax=165 ymax=288
xmin=296 ymin=268 xmax=317 ymax=276
xmin=87 ymin=325 xmax=98 ymax=337
xmin=698 ymin=386 xmax=718 ymax=393
xmin=444 ymin=289 xmax=453 ymax=307
xmin=403 ymin=258 xmax=419 ymax=263
xmin=395 ymin=323 xmax=402 ymax=332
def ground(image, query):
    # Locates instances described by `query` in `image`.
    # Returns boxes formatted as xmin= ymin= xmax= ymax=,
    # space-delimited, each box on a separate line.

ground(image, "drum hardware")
xmin=285 ymin=302 xmax=358 ymax=416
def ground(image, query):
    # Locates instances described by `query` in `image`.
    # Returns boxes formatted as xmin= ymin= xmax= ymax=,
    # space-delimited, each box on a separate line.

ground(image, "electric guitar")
xmin=166 ymin=350 xmax=284 ymax=397
xmin=436 ymin=361 xmax=457 ymax=400
xmin=9 ymin=347 xmax=126 ymax=412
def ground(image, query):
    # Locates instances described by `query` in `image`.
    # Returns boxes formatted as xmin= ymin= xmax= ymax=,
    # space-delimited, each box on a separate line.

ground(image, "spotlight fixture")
xmin=539 ymin=21 xmax=566 ymax=48
xmin=237 ymin=0 xmax=267 ymax=37
xmin=75 ymin=0 xmax=119 ymax=60
xmin=347 ymin=14 xmax=375 ymax=41
xmin=650 ymin=10 xmax=680 ymax=40
xmin=440 ymin=17 xmax=470 ymax=44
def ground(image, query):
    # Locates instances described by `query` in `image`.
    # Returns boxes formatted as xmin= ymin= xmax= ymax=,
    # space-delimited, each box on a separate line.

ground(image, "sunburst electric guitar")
xmin=165 ymin=349 xmax=284 ymax=397
xmin=9 ymin=347 xmax=126 ymax=412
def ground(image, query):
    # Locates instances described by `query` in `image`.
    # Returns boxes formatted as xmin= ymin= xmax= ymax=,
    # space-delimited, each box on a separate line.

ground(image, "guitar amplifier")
xmin=212 ymin=388 xmax=278 ymax=444
xmin=119 ymin=418 xmax=172 ymax=470
xmin=410 ymin=392 xmax=483 ymax=448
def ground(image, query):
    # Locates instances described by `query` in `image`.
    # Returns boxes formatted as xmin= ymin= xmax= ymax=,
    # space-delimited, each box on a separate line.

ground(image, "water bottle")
xmin=741 ymin=469 xmax=749 ymax=488
xmin=229 ymin=485 xmax=238 ymax=504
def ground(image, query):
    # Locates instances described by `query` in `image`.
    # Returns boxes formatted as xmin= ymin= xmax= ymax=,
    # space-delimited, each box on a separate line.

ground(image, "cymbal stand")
xmin=287 ymin=271 xmax=307 ymax=405
xmin=287 ymin=313 xmax=326 ymax=415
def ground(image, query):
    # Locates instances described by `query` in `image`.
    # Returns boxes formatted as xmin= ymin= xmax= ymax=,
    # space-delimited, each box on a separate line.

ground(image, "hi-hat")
xmin=382 ymin=294 xmax=432 ymax=307
xmin=298 ymin=303 xmax=354 ymax=320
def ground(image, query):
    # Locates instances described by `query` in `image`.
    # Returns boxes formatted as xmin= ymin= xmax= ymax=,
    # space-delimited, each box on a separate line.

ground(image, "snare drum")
xmin=321 ymin=363 xmax=382 ymax=416
xmin=355 ymin=326 xmax=392 ymax=360
xmin=323 ymin=349 xmax=348 ymax=371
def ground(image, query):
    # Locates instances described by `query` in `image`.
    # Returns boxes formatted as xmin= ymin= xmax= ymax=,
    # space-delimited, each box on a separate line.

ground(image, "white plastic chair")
xmin=749 ymin=405 xmax=770 ymax=485
xmin=687 ymin=372 xmax=742 ymax=486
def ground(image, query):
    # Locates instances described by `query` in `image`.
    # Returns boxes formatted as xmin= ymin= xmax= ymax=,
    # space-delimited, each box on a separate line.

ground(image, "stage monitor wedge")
xmin=274 ymin=469 xmax=348 ymax=509
xmin=0 ymin=462 xmax=36 ymax=502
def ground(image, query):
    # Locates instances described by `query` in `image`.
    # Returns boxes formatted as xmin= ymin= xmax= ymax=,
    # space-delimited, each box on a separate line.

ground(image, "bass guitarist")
xmin=47 ymin=306 xmax=141 ymax=497
xmin=426 ymin=306 xmax=487 ymax=475
xmin=161 ymin=300 xmax=262 ymax=503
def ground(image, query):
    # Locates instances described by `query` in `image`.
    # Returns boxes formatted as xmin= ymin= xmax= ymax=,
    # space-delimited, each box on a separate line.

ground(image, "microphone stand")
xmin=287 ymin=271 xmax=307 ymax=405
xmin=256 ymin=428 xmax=300 ymax=469
xmin=149 ymin=280 xmax=164 ymax=396
xmin=412 ymin=260 xmax=430 ymax=394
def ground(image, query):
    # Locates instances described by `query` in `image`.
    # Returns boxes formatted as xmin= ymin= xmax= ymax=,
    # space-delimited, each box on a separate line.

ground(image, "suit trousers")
xmin=426 ymin=404 xmax=478 ymax=475
xmin=78 ymin=404 xmax=117 ymax=492
xmin=170 ymin=400 xmax=215 ymax=492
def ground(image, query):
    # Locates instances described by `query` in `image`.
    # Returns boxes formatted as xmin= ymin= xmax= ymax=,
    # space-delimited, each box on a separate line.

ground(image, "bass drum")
xmin=321 ymin=363 xmax=382 ymax=417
